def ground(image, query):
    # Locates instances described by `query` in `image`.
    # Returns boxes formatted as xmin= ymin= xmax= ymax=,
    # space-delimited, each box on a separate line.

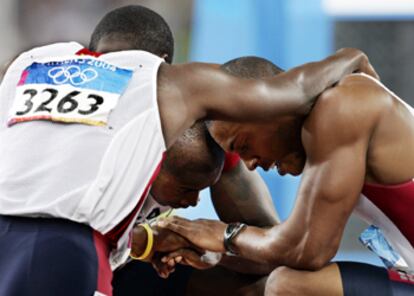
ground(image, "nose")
xmin=245 ymin=158 xmax=259 ymax=170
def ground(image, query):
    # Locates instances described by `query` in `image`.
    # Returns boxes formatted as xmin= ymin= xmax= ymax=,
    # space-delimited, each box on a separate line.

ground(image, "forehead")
xmin=160 ymin=152 xmax=223 ymax=189
xmin=209 ymin=121 xmax=238 ymax=140
xmin=209 ymin=121 xmax=259 ymax=149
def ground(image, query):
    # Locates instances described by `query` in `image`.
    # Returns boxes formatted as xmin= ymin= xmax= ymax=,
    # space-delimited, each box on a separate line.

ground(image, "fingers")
xmin=366 ymin=64 xmax=380 ymax=80
xmin=160 ymin=248 xmax=213 ymax=270
xmin=152 ymin=255 xmax=177 ymax=279
xmin=359 ymin=55 xmax=380 ymax=80
xmin=156 ymin=216 xmax=194 ymax=238
xmin=162 ymin=250 xmax=188 ymax=265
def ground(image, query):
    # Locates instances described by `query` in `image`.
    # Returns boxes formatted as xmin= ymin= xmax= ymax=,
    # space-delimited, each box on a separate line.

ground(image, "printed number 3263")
xmin=16 ymin=87 xmax=104 ymax=116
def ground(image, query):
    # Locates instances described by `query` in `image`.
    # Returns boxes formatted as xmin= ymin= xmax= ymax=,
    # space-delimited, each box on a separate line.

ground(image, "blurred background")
xmin=2 ymin=0 xmax=414 ymax=267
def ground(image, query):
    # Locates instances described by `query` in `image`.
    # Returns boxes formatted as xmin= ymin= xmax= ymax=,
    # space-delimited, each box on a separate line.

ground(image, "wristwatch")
xmin=223 ymin=222 xmax=246 ymax=255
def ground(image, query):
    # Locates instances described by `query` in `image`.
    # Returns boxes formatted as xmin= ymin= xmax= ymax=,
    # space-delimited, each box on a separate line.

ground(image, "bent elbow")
xmin=292 ymin=72 xmax=314 ymax=115
xmin=293 ymin=245 xmax=337 ymax=271
xmin=300 ymin=255 xmax=330 ymax=271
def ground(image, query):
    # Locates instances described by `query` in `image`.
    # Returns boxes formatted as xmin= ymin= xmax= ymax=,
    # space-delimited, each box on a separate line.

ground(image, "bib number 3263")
xmin=8 ymin=58 xmax=133 ymax=127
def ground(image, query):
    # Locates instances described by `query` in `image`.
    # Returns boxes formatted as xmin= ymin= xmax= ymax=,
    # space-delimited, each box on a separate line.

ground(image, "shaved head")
xmin=221 ymin=56 xmax=283 ymax=79
xmin=163 ymin=122 xmax=225 ymax=181
xmin=151 ymin=122 xmax=225 ymax=208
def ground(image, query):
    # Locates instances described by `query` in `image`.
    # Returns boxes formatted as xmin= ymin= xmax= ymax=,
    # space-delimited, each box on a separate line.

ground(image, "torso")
xmin=0 ymin=42 xmax=166 ymax=268
xmin=352 ymin=74 xmax=414 ymax=267
xmin=364 ymin=75 xmax=414 ymax=185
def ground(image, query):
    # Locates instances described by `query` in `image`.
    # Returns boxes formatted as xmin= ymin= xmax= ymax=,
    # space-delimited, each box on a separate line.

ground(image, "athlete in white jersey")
xmin=0 ymin=5 xmax=377 ymax=296
xmin=158 ymin=59 xmax=414 ymax=295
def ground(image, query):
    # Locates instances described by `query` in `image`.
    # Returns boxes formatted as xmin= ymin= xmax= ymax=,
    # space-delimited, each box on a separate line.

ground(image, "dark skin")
xmin=156 ymin=53 xmax=378 ymax=150
xmin=98 ymin=37 xmax=389 ymax=292
xmin=97 ymin=33 xmax=377 ymax=261
xmin=211 ymin=160 xmax=279 ymax=227
xmin=159 ymin=161 xmax=279 ymax=278
xmin=97 ymin=36 xmax=281 ymax=281
xmin=159 ymin=74 xmax=414 ymax=295
xmin=130 ymin=160 xmax=279 ymax=279
xmin=97 ymin=33 xmax=379 ymax=151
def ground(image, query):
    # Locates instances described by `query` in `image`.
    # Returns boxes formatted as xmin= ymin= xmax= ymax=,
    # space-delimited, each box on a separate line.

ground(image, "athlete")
xmin=113 ymin=122 xmax=278 ymax=296
xmin=158 ymin=57 xmax=414 ymax=295
xmin=0 ymin=4 xmax=378 ymax=296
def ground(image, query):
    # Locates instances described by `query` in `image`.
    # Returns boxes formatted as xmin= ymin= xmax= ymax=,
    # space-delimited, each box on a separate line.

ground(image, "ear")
xmin=161 ymin=53 xmax=169 ymax=62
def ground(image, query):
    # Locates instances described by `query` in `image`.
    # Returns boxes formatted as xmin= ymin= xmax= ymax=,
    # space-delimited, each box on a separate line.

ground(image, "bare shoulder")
xmin=302 ymin=74 xmax=391 ymax=152
xmin=318 ymin=74 xmax=391 ymax=115
xmin=158 ymin=62 xmax=221 ymax=85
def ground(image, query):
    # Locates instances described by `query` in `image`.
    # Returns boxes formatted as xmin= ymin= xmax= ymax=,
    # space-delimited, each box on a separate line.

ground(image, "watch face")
xmin=225 ymin=223 xmax=238 ymax=236
xmin=226 ymin=223 xmax=236 ymax=235
xmin=224 ymin=223 xmax=243 ymax=255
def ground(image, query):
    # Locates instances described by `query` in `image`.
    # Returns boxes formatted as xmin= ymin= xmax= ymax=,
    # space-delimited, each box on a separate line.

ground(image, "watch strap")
xmin=223 ymin=222 xmax=246 ymax=255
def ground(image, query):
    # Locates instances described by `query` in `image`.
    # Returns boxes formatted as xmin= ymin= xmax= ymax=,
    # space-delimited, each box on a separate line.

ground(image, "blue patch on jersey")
xmin=360 ymin=225 xmax=404 ymax=268
xmin=20 ymin=59 xmax=133 ymax=94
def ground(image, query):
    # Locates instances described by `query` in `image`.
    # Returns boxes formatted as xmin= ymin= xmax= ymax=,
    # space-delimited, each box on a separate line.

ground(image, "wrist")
xmin=130 ymin=223 xmax=154 ymax=261
xmin=131 ymin=224 xmax=148 ymax=256
xmin=223 ymin=223 xmax=246 ymax=256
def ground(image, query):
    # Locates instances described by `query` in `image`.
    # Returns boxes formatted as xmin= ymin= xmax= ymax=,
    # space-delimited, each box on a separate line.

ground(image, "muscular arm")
xmin=230 ymin=77 xmax=386 ymax=270
xmin=158 ymin=48 xmax=377 ymax=147
xmin=160 ymin=76 xmax=388 ymax=270
xmin=211 ymin=160 xmax=279 ymax=226
xmin=211 ymin=160 xmax=279 ymax=274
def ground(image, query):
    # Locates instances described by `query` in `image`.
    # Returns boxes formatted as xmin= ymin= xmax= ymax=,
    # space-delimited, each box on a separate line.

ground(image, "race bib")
xmin=8 ymin=58 xmax=133 ymax=127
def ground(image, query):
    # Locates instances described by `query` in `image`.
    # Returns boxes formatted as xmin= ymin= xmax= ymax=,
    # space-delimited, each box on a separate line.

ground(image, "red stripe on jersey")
xmin=93 ymin=231 xmax=112 ymax=295
xmin=388 ymin=268 xmax=414 ymax=285
xmin=104 ymin=153 xmax=166 ymax=248
xmin=362 ymin=180 xmax=414 ymax=248
xmin=223 ymin=152 xmax=240 ymax=172
xmin=76 ymin=48 xmax=102 ymax=57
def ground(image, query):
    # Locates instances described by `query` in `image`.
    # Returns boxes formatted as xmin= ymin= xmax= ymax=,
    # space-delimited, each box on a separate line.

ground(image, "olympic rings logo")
xmin=47 ymin=66 xmax=98 ymax=86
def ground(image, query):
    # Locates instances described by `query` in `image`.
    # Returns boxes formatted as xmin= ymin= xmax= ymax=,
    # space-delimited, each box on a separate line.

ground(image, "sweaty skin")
xmin=97 ymin=36 xmax=379 ymax=156
xmin=159 ymin=74 xmax=414 ymax=273
xmin=130 ymin=160 xmax=279 ymax=278
xmin=97 ymin=38 xmax=282 ymax=281
xmin=156 ymin=49 xmax=378 ymax=149
xmin=97 ymin=34 xmax=383 ymax=287
xmin=211 ymin=160 xmax=279 ymax=227
xmin=97 ymin=37 xmax=379 ymax=273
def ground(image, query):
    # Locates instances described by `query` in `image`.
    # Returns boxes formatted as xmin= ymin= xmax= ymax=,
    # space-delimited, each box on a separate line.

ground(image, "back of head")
xmin=221 ymin=56 xmax=284 ymax=79
xmin=89 ymin=5 xmax=174 ymax=63
xmin=163 ymin=122 xmax=225 ymax=183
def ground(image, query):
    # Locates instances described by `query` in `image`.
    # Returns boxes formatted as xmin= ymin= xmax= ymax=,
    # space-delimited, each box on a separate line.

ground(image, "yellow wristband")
xmin=130 ymin=223 xmax=154 ymax=261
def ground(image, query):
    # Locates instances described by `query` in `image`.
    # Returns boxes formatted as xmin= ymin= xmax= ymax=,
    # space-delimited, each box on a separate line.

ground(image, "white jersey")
xmin=0 ymin=42 xmax=166 ymax=268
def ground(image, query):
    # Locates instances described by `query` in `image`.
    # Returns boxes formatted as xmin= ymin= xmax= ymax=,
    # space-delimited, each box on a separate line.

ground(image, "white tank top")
xmin=0 ymin=42 xmax=166 ymax=268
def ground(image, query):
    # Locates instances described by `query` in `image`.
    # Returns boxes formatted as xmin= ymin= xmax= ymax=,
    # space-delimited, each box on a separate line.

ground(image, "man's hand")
xmin=162 ymin=249 xmax=222 ymax=270
xmin=342 ymin=48 xmax=379 ymax=80
xmin=151 ymin=252 xmax=182 ymax=278
xmin=157 ymin=217 xmax=227 ymax=253
xmin=130 ymin=223 xmax=192 ymax=262
xmin=153 ymin=249 xmax=222 ymax=278
xmin=152 ymin=225 xmax=192 ymax=253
